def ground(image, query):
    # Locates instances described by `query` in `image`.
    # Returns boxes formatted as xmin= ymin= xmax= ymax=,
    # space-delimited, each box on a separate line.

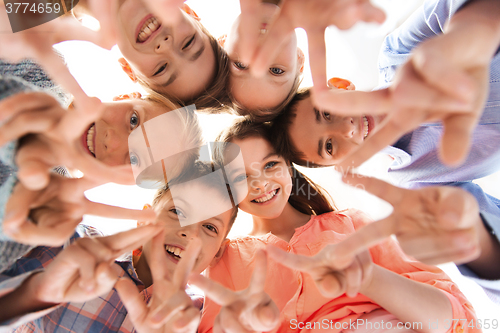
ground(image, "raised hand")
xmin=0 ymin=225 xmax=163 ymax=322
xmin=267 ymin=243 xmax=373 ymax=299
xmin=190 ymin=250 xmax=280 ymax=333
xmin=116 ymin=233 xmax=202 ymax=333
xmin=337 ymin=0 xmax=500 ymax=168
xmin=0 ymin=91 xmax=135 ymax=190
xmin=0 ymin=0 xmax=120 ymax=104
xmin=340 ymin=174 xmax=481 ymax=265
xmin=3 ymin=173 xmax=156 ymax=246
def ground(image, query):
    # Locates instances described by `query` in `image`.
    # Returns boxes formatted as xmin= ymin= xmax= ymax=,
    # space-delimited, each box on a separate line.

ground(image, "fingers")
xmin=307 ymin=29 xmax=328 ymax=93
xmin=99 ymin=225 xmax=163 ymax=260
xmin=172 ymin=306 xmax=200 ymax=332
xmin=172 ymin=237 xmax=202 ymax=289
xmin=148 ymin=290 xmax=196 ymax=328
xmin=358 ymin=1 xmax=386 ymax=25
xmin=237 ymin=0 xmax=262 ymax=65
xmin=437 ymin=186 xmax=480 ymax=230
xmin=398 ymin=228 xmax=480 ymax=265
xmin=0 ymin=91 xmax=59 ymax=124
xmin=439 ymin=113 xmax=477 ymax=166
xmin=248 ymin=249 xmax=267 ymax=295
xmin=312 ymin=89 xmax=392 ymax=116
xmin=341 ymin=174 xmax=406 ymax=206
xmin=251 ymin=15 xmax=293 ymax=76
xmin=116 ymin=278 xmax=148 ymax=325
xmin=189 ymin=274 xmax=236 ymax=306
xmin=3 ymin=182 xmax=40 ymax=235
xmin=149 ymin=230 xmax=170 ymax=282
xmin=85 ymin=201 xmax=157 ymax=221
xmin=251 ymin=297 xmax=280 ymax=332
xmin=317 ymin=272 xmax=344 ymax=298
xmin=216 ymin=306 xmax=252 ymax=333
xmin=344 ymin=258 xmax=362 ymax=298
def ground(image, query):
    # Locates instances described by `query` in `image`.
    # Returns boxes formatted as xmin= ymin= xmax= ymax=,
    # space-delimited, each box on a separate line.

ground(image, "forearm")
xmin=361 ymin=265 xmax=453 ymax=333
xmin=0 ymin=271 xmax=59 ymax=322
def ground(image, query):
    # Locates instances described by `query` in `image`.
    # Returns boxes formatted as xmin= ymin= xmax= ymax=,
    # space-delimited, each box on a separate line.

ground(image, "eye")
xmin=269 ymin=67 xmax=284 ymax=75
xmin=153 ymin=63 xmax=167 ymax=76
xmin=233 ymin=173 xmax=248 ymax=183
xmin=204 ymin=224 xmax=218 ymax=234
xmin=130 ymin=111 xmax=139 ymax=130
xmin=183 ymin=35 xmax=195 ymax=50
xmin=130 ymin=153 xmax=140 ymax=166
xmin=264 ymin=161 xmax=278 ymax=169
xmin=233 ymin=61 xmax=248 ymax=70
xmin=325 ymin=139 xmax=333 ymax=156
xmin=169 ymin=207 xmax=186 ymax=219
xmin=322 ymin=111 xmax=331 ymax=121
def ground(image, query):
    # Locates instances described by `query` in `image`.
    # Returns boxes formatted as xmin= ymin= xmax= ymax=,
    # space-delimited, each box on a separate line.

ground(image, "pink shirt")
xmin=199 ymin=209 xmax=477 ymax=333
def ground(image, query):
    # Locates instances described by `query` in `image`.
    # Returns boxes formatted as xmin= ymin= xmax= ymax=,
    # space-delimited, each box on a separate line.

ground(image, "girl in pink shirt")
xmin=196 ymin=119 xmax=478 ymax=333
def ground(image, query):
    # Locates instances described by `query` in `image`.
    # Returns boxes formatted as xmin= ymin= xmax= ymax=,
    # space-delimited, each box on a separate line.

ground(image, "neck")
xmin=134 ymin=254 xmax=153 ymax=288
xmin=250 ymin=202 xmax=311 ymax=243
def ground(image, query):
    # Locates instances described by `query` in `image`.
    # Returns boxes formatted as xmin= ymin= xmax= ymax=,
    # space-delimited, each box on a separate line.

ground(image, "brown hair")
xmin=216 ymin=117 xmax=335 ymax=215
xmin=137 ymin=20 xmax=232 ymax=114
xmin=229 ymin=72 xmax=303 ymax=122
xmin=152 ymin=160 xmax=238 ymax=235
xmin=270 ymin=88 xmax=326 ymax=168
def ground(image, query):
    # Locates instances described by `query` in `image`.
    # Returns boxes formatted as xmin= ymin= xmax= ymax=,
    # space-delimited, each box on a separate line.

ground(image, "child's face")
xmin=116 ymin=0 xmax=216 ymax=101
xmin=142 ymin=183 xmax=234 ymax=276
xmin=228 ymin=137 xmax=292 ymax=219
xmin=288 ymin=94 xmax=384 ymax=166
xmin=81 ymin=99 xmax=171 ymax=166
xmin=226 ymin=4 xmax=300 ymax=111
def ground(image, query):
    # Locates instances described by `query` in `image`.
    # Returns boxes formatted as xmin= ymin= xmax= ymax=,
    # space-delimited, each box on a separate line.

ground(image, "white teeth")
xmin=363 ymin=116 xmax=369 ymax=139
xmin=253 ymin=189 xmax=278 ymax=203
xmin=165 ymin=245 xmax=183 ymax=259
xmin=137 ymin=17 xmax=160 ymax=42
xmin=87 ymin=125 xmax=95 ymax=155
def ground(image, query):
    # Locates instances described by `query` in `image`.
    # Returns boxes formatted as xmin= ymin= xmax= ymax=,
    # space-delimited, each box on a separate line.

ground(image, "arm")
xmin=361 ymin=265 xmax=453 ymax=333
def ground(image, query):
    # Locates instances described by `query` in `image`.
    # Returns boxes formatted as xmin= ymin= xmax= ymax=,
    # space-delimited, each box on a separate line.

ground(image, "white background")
xmin=54 ymin=0 xmax=500 ymax=328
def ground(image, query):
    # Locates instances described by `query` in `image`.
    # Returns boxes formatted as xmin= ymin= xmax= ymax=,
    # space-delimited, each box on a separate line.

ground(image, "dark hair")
xmin=152 ymin=160 xmax=238 ymax=235
xmin=216 ymin=117 xmax=335 ymax=215
xmin=270 ymin=88 xmax=327 ymax=168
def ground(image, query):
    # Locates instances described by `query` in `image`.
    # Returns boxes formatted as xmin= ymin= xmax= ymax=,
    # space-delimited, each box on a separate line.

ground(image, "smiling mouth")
xmin=363 ymin=116 xmax=369 ymax=139
xmin=252 ymin=189 xmax=279 ymax=203
xmin=86 ymin=124 xmax=96 ymax=157
xmin=165 ymin=244 xmax=184 ymax=260
xmin=137 ymin=17 xmax=161 ymax=43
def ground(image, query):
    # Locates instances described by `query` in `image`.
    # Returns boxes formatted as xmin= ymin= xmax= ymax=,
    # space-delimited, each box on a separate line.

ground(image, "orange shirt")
xmin=199 ymin=209 xmax=477 ymax=333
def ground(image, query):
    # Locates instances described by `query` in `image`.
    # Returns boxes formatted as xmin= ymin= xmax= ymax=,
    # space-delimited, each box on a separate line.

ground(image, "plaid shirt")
xmin=0 ymin=226 xmax=203 ymax=333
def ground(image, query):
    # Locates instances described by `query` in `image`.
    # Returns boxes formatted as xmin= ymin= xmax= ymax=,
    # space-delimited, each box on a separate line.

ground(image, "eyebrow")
xmin=314 ymin=108 xmax=321 ymax=123
xmin=190 ymin=44 xmax=205 ymax=61
xmin=161 ymin=72 xmax=178 ymax=87
xmin=317 ymin=139 xmax=324 ymax=159
xmin=262 ymin=152 xmax=279 ymax=161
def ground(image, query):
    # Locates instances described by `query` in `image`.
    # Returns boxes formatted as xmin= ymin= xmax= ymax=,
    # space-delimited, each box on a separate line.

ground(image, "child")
xmin=0 ymin=160 xmax=238 ymax=331
xmin=224 ymin=2 xmax=305 ymax=121
xmin=198 ymin=119 xmax=477 ymax=333
xmin=116 ymin=2 xmax=231 ymax=110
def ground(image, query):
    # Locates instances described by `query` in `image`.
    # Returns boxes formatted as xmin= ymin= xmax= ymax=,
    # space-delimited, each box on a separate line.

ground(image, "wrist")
xmin=359 ymin=264 xmax=380 ymax=296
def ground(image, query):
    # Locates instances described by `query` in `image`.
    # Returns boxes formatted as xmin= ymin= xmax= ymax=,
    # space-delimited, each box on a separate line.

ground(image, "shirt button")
xmin=287 ymin=245 xmax=291 ymax=252
xmin=128 ymin=268 xmax=134 ymax=275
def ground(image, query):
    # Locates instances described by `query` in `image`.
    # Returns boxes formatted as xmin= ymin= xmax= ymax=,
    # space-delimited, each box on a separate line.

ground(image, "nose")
xmin=155 ymin=36 xmax=171 ymax=53
xmin=250 ymin=176 xmax=269 ymax=192
xmin=178 ymin=224 xmax=200 ymax=239
xmin=332 ymin=117 xmax=355 ymax=138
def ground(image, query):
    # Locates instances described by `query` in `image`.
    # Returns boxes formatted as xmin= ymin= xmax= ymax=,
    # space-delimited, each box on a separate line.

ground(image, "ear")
xmin=297 ymin=47 xmax=305 ymax=74
xmin=137 ymin=204 xmax=152 ymax=227
xmin=182 ymin=3 xmax=201 ymax=21
xmin=327 ymin=77 xmax=355 ymax=91
xmin=118 ymin=58 xmax=137 ymax=82
xmin=210 ymin=238 xmax=229 ymax=267
xmin=113 ymin=92 xmax=142 ymax=101
xmin=217 ymin=34 xmax=227 ymax=48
